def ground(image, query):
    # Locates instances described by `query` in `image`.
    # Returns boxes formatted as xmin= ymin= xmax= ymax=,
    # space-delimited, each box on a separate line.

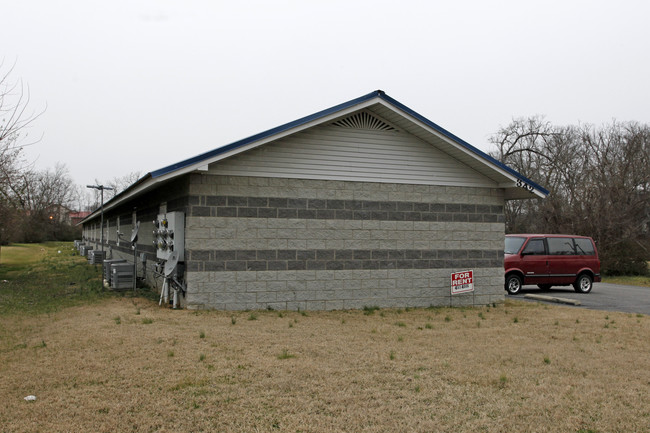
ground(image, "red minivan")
xmin=504 ymin=234 xmax=601 ymax=295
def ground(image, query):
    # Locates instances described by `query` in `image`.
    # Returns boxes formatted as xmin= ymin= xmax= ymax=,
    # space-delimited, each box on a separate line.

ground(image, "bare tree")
xmin=578 ymin=122 xmax=650 ymax=273
xmin=0 ymin=61 xmax=43 ymax=255
xmin=85 ymin=171 xmax=142 ymax=210
xmin=106 ymin=171 xmax=142 ymax=198
xmin=11 ymin=164 xmax=79 ymax=242
xmin=0 ymin=61 xmax=43 ymax=163
xmin=489 ymin=116 xmax=573 ymax=233
xmin=24 ymin=164 xmax=75 ymax=212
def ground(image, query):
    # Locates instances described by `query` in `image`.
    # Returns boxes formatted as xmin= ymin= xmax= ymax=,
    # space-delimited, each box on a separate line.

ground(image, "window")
xmin=522 ymin=239 xmax=546 ymax=255
xmin=547 ymin=237 xmax=576 ymax=255
xmin=574 ymin=238 xmax=595 ymax=255
xmin=505 ymin=237 xmax=526 ymax=254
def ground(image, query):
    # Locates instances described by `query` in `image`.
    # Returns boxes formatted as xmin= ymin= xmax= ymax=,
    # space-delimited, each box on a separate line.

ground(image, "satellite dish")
xmin=130 ymin=221 xmax=140 ymax=243
xmin=164 ymin=250 xmax=180 ymax=277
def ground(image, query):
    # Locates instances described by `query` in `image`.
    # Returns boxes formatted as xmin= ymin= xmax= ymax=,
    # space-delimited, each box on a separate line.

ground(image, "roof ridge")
xmin=81 ymin=90 xmax=548 ymax=224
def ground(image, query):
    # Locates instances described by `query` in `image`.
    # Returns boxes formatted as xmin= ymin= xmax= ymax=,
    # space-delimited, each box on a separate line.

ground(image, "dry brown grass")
xmin=1 ymin=299 xmax=648 ymax=433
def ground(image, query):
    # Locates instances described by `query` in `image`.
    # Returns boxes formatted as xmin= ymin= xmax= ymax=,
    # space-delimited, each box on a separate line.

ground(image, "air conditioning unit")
xmin=88 ymin=250 xmax=106 ymax=265
xmin=76 ymin=242 xmax=85 ymax=252
xmin=103 ymin=259 xmax=127 ymax=285
xmin=74 ymin=240 xmax=83 ymax=249
xmin=111 ymin=263 xmax=134 ymax=290
xmin=80 ymin=245 xmax=93 ymax=257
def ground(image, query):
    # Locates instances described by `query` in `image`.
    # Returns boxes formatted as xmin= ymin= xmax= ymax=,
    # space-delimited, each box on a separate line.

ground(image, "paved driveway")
xmin=506 ymin=283 xmax=650 ymax=315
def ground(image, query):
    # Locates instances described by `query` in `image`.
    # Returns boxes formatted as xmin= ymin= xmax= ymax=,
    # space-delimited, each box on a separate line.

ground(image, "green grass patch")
xmin=170 ymin=377 xmax=210 ymax=392
xmin=277 ymin=349 xmax=296 ymax=360
xmin=602 ymin=274 xmax=650 ymax=287
xmin=0 ymin=244 xmax=47 ymax=273
xmin=363 ymin=305 xmax=380 ymax=315
xmin=0 ymin=242 xmax=110 ymax=316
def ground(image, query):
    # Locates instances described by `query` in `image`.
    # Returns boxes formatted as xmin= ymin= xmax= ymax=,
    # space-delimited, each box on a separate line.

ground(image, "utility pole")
xmin=86 ymin=185 xmax=114 ymax=252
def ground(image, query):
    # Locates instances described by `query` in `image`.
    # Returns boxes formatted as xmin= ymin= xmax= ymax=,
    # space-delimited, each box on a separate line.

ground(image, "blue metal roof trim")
xmin=149 ymin=89 xmax=548 ymax=196
xmin=376 ymin=92 xmax=549 ymax=196
xmin=150 ymin=90 xmax=383 ymax=179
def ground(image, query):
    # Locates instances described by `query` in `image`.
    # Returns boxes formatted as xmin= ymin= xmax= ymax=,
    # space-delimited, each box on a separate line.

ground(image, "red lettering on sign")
xmin=451 ymin=270 xmax=474 ymax=294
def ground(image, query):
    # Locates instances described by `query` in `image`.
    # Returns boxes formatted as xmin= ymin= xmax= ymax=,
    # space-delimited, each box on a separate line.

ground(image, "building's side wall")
xmin=185 ymin=174 xmax=505 ymax=310
xmin=81 ymin=176 xmax=192 ymax=287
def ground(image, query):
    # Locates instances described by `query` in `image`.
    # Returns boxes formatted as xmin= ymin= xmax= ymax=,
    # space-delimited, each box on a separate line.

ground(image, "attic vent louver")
xmin=332 ymin=111 xmax=397 ymax=131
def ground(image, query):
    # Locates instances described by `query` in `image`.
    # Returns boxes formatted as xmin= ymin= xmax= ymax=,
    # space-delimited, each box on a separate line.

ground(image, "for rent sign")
xmin=451 ymin=270 xmax=474 ymax=294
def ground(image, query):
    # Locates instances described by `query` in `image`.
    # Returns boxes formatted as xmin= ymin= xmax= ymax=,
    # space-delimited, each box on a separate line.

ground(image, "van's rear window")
xmin=505 ymin=237 xmax=526 ymax=254
xmin=574 ymin=238 xmax=595 ymax=255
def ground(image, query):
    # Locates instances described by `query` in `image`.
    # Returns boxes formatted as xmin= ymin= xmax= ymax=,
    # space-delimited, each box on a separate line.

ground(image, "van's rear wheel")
xmin=505 ymin=274 xmax=523 ymax=295
xmin=573 ymin=274 xmax=593 ymax=293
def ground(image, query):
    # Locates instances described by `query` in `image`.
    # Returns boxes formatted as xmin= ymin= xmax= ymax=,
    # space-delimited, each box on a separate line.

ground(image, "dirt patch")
xmin=1 ymin=299 xmax=648 ymax=432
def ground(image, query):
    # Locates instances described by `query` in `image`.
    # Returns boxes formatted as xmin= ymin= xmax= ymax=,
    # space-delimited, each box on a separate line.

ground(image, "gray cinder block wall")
xmin=184 ymin=174 xmax=505 ymax=310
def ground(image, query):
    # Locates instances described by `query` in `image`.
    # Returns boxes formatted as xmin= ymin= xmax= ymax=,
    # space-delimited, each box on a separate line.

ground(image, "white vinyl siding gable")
xmin=208 ymin=123 xmax=497 ymax=188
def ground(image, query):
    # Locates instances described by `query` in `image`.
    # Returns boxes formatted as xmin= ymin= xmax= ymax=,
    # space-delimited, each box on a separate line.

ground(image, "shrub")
xmin=601 ymin=240 xmax=649 ymax=276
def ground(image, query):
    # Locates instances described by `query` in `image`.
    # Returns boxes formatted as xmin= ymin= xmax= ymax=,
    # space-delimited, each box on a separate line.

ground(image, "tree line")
xmin=491 ymin=116 xmax=649 ymax=275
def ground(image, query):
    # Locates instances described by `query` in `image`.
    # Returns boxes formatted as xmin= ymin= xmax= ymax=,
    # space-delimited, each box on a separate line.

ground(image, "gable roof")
xmin=82 ymin=90 xmax=547 ymax=223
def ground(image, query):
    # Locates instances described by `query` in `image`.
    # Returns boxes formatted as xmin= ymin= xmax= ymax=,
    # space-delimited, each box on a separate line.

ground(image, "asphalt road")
xmin=506 ymin=283 xmax=650 ymax=315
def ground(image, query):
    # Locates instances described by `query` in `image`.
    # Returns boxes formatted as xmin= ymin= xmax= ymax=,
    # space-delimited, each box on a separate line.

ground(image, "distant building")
xmin=70 ymin=211 xmax=91 ymax=227
xmin=44 ymin=204 xmax=73 ymax=225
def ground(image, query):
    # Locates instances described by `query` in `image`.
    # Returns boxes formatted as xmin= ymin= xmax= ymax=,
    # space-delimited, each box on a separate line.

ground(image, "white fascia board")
xmin=498 ymin=179 xmax=548 ymax=199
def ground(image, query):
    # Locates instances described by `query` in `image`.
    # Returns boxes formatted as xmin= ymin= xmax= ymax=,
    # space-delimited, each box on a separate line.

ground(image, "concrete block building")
xmin=81 ymin=90 xmax=547 ymax=310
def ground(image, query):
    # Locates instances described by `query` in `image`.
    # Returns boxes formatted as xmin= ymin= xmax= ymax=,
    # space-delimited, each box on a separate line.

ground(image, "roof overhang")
xmin=80 ymin=90 xmax=547 ymax=224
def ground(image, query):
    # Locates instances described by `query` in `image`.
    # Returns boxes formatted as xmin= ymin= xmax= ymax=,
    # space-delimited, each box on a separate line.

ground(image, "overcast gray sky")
xmin=4 ymin=0 xmax=649 ymax=188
